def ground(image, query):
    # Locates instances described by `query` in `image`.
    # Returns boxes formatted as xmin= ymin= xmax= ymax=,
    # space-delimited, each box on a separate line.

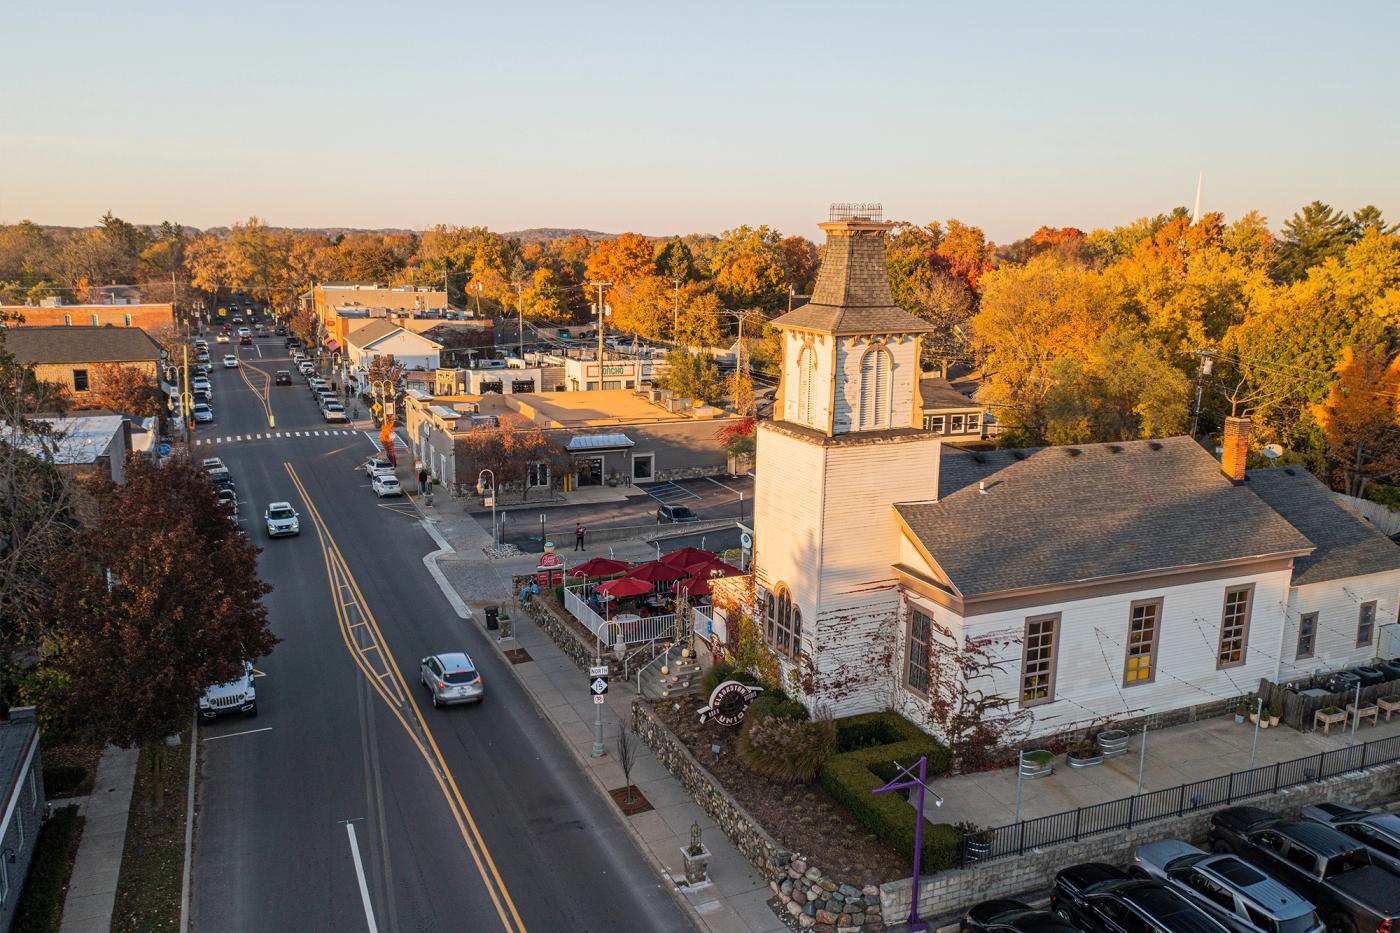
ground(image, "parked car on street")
xmin=419 ymin=652 xmax=483 ymax=707
xmin=239 ymin=334 xmax=252 ymax=346
xmin=322 ymin=401 xmax=348 ymax=423
xmin=193 ymin=403 xmax=214 ymax=423
xmin=1210 ymin=806 xmax=1400 ymax=933
xmin=1132 ymin=839 xmax=1323 ymax=933
xmin=238 ymin=327 xmax=250 ymax=337
xmin=364 ymin=457 xmax=394 ymax=478
xmin=1301 ymin=803 xmax=1400 ymax=873
xmin=201 ymin=457 xmax=225 ymax=471
xmin=264 ymin=502 xmax=300 ymax=537
xmin=657 ymin=504 xmax=699 ymax=523
xmin=223 ymin=354 xmax=238 ymax=368
xmin=199 ymin=661 xmax=257 ymax=718
xmin=274 ymin=370 xmax=291 ymax=385
xmin=1052 ymin=863 xmax=1231 ymax=933
xmin=216 ymin=487 xmax=238 ymax=516
xmin=372 ymin=474 xmax=402 ymax=498
xmin=962 ymin=898 xmax=1082 ymax=932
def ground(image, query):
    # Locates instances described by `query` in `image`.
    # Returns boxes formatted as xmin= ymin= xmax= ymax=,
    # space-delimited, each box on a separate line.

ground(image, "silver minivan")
xmin=419 ymin=653 xmax=483 ymax=707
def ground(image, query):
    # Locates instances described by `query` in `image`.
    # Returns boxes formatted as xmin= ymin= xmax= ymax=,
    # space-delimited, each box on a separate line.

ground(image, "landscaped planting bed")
xmin=651 ymin=700 xmax=941 ymax=883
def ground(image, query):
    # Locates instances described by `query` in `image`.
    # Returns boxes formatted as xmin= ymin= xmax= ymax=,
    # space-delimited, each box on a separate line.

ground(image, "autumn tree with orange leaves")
xmin=1313 ymin=345 xmax=1400 ymax=497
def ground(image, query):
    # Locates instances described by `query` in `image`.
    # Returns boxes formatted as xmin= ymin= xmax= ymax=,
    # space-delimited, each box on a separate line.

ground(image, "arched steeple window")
xmin=764 ymin=584 xmax=802 ymax=659
xmin=857 ymin=344 xmax=893 ymax=430
xmin=796 ymin=344 xmax=815 ymax=424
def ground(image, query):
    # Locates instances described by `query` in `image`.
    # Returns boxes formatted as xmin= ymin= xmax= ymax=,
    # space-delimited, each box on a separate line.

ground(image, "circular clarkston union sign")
xmin=697 ymin=680 xmax=764 ymax=727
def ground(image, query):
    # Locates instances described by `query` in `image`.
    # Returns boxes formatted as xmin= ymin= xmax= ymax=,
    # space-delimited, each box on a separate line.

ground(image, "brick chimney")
xmin=1221 ymin=415 xmax=1250 ymax=482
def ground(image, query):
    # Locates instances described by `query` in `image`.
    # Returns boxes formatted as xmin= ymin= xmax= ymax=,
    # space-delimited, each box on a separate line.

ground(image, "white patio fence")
xmin=563 ymin=582 xmax=677 ymax=650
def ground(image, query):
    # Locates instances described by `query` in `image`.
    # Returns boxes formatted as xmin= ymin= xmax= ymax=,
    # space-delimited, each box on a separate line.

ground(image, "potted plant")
xmin=1019 ymin=749 xmax=1054 ymax=778
xmin=1268 ymin=703 xmax=1281 ymax=728
xmin=1066 ymin=736 xmax=1104 ymax=768
xmin=681 ymin=822 xmax=710 ymax=885
xmin=1248 ymin=699 xmax=1260 ymax=724
xmin=960 ymin=821 xmax=995 ymax=864
xmin=1235 ymin=700 xmax=1248 ymax=724
xmin=1096 ymin=728 xmax=1130 ymax=758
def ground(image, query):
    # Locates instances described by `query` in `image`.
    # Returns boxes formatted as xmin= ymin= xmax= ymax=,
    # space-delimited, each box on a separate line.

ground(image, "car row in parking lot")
xmin=962 ymin=803 xmax=1400 ymax=933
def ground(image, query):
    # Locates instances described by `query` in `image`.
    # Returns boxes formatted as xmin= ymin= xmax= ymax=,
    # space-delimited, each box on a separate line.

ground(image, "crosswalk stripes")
xmin=192 ymin=429 xmax=361 ymax=446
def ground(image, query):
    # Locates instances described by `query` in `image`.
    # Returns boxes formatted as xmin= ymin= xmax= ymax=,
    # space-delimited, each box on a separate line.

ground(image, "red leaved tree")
xmin=43 ymin=456 xmax=277 ymax=749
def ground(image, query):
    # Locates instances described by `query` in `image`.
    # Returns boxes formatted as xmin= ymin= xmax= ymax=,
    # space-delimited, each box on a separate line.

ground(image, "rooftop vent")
xmin=1147 ymin=441 xmax=1164 ymax=450
xmin=1284 ymin=467 xmax=1297 ymax=476
xmin=1107 ymin=445 xmax=1125 ymax=454
xmin=978 ymin=481 xmax=988 ymax=496
xmin=828 ymin=202 xmax=883 ymax=222
xmin=1064 ymin=447 xmax=1082 ymax=457
xmin=971 ymin=453 xmax=988 ymax=464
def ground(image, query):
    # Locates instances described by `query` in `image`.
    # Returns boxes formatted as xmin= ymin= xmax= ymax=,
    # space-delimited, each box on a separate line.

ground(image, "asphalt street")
xmin=190 ymin=336 xmax=691 ymax=933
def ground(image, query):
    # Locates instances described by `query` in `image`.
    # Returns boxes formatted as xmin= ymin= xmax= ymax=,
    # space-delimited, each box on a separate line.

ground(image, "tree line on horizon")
xmin=0 ymin=201 xmax=1396 ymax=498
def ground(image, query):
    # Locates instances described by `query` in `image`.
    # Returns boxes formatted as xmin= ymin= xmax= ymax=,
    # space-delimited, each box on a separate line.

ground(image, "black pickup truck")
xmin=1210 ymin=806 xmax=1400 ymax=933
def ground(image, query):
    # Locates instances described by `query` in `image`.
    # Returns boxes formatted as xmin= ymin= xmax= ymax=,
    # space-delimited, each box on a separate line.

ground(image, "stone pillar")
xmin=1221 ymin=415 xmax=1251 ymax=482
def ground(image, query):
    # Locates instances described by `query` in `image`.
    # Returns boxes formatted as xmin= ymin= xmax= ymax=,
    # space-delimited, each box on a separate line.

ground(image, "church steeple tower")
xmin=771 ymin=203 xmax=935 ymax=436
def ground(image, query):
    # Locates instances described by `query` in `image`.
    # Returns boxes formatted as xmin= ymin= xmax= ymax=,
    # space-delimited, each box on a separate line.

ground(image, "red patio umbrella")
xmin=683 ymin=556 xmax=742 ymax=579
xmin=627 ymin=560 xmax=687 ymax=583
xmin=596 ymin=576 xmax=653 ymax=598
xmin=569 ymin=557 xmax=629 ymax=578
xmin=672 ymin=576 xmax=713 ymax=597
xmin=658 ymin=546 xmax=714 ymax=569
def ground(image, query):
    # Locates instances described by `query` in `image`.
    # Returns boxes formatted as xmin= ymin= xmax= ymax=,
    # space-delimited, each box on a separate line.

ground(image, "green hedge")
xmin=14 ymin=805 xmax=84 ymax=933
xmin=818 ymin=712 xmax=959 ymax=871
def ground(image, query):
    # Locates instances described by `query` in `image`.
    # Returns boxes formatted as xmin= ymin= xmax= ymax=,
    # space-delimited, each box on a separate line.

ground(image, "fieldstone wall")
xmin=513 ymin=576 xmax=615 ymax=675
xmin=881 ymin=761 xmax=1400 ymax=926
xmin=632 ymin=700 xmax=886 ymax=932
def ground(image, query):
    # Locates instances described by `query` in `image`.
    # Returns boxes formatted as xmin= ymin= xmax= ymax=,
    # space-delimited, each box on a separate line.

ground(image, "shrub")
xmin=42 ymin=765 xmax=87 ymax=798
xmin=747 ymin=692 xmax=808 ymax=723
xmin=13 ymin=805 xmax=84 ymax=933
xmin=738 ymin=711 xmax=836 ymax=783
xmin=701 ymin=658 xmax=766 ymax=695
xmin=819 ymin=712 xmax=957 ymax=870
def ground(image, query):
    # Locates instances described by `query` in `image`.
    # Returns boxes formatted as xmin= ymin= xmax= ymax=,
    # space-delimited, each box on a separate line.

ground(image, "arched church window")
xmin=796 ymin=344 xmax=815 ymax=424
xmin=857 ymin=344 xmax=892 ymax=430
xmin=765 ymin=584 xmax=801 ymax=659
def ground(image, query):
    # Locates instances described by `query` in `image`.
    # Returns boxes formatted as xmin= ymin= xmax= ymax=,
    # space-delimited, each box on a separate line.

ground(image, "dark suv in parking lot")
xmin=1053 ymin=863 xmax=1231 ymax=932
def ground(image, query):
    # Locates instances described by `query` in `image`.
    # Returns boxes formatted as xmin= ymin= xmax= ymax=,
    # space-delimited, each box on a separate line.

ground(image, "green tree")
xmin=1352 ymin=205 xmax=1398 ymax=237
xmin=1276 ymin=200 xmax=1356 ymax=282
xmin=654 ymin=237 xmax=695 ymax=283
xmin=522 ymin=267 xmax=570 ymax=323
xmin=1043 ymin=332 xmax=1191 ymax=444
xmin=659 ymin=350 xmax=724 ymax=404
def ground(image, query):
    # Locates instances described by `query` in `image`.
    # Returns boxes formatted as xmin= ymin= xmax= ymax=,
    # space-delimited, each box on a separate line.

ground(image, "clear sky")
xmin=3 ymin=0 xmax=1396 ymax=243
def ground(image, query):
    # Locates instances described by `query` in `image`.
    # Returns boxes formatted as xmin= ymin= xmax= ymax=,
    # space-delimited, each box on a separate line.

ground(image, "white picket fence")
xmin=563 ymin=583 xmax=677 ymax=649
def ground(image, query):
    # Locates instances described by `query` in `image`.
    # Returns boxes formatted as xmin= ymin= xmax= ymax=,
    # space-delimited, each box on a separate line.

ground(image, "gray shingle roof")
xmin=897 ymin=436 xmax=1315 ymax=597
xmin=3 ymin=325 xmax=162 ymax=364
xmin=344 ymin=319 xmax=403 ymax=347
xmin=920 ymin=377 xmax=978 ymax=410
xmin=1244 ymin=467 xmax=1400 ymax=586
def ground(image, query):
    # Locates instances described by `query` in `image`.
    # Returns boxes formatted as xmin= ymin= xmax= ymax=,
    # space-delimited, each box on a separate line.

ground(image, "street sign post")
xmin=589 ymin=666 xmax=609 ymax=756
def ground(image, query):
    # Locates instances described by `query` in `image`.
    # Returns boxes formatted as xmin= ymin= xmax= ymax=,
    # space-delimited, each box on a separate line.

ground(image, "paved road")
xmin=191 ymin=337 xmax=691 ymax=933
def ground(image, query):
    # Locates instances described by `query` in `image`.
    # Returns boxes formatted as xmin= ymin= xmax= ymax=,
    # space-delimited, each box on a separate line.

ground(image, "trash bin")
xmin=484 ymin=606 xmax=499 ymax=630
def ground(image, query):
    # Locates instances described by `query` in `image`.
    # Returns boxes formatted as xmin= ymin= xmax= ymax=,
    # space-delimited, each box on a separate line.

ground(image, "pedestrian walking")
xmin=417 ymin=467 xmax=428 ymax=495
xmin=574 ymin=522 xmax=586 ymax=551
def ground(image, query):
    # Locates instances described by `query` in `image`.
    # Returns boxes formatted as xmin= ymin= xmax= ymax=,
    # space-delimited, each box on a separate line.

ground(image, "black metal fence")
xmin=973 ymin=733 xmax=1400 ymax=863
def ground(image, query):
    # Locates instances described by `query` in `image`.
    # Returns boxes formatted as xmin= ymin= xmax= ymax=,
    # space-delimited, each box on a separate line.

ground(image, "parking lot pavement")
xmin=495 ymin=475 xmax=753 ymax=553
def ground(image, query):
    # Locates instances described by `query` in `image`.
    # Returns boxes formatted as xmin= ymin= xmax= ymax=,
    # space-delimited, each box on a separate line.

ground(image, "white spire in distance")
xmin=1191 ymin=171 xmax=1204 ymax=224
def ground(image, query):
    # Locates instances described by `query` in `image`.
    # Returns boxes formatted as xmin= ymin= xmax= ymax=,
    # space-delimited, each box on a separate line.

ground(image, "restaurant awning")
xmin=566 ymin=433 xmax=634 ymax=452
xmin=324 ymin=338 xmax=341 ymax=352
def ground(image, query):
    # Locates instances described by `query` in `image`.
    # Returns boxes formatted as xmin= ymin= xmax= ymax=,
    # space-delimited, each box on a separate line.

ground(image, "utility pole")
xmin=590 ymin=280 xmax=611 ymax=380
xmin=673 ymin=278 xmax=681 ymax=343
xmin=181 ymin=344 xmax=191 ymax=449
xmin=514 ymin=281 xmax=525 ymax=361
xmin=1189 ymin=350 xmax=1216 ymax=436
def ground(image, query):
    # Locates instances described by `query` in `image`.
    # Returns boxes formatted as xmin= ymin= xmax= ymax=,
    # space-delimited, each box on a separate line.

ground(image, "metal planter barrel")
xmin=1096 ymin=729 xmax=1130 ymax=759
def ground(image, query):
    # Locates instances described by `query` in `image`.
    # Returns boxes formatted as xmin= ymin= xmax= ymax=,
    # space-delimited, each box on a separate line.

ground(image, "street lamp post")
xmin=477 ymin=469 xmax=498 ymax=543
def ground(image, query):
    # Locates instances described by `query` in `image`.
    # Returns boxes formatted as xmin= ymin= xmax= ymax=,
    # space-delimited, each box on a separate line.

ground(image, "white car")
xmin=193 ymin=338 xmax=208 ymax=350
xmin=364 ymin=457 xmax=394 ymax=479
xmin=199 ymin=661 xmax=256 ymax=718
xmin=264 ymin=502 xmax=300 ymax=537
xmin=237 ymin=327 xmax=251 ymax=337
xmin=322 ymin=402 xmax=348 ymax=423
xmin=192 ymin=377 xmax=211 ymax=393
xmin=223 ymin=355 xmax=238 ymax=368
xmin=193 ymin=403 xmax=214 ymax=423
xmin=201 ymin=457 xmax=225 ymax=471
xmin=215 ymin=333 xmax=231 ymax=343
xmin=372 ymin=474 xmax=402 ymax=498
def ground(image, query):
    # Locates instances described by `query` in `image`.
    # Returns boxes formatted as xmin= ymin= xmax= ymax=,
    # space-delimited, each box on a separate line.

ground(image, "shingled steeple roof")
xmin=772 ymin=216 xmax=935 ymax=336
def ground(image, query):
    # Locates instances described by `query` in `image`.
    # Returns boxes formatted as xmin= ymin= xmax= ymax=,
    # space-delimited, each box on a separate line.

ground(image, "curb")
xmin=417 ymin=517 xmax=472 ymax=620
xmin=179 ymin=712 xmax=198 ymax=931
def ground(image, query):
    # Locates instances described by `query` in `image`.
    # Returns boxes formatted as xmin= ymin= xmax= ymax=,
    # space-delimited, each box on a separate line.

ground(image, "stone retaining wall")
xmin=881 ymin=761 xmax=1400 ymax=926
xmin=513 ymin=575 xmax=614 ymax=675
xmin=632 ymin=700 xmax=886 ymax=932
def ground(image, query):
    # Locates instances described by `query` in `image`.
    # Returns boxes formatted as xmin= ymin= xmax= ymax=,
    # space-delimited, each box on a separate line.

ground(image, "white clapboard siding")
xmin=832 ymin=334 xmax=919 ymax=433
xmin=1276 ymin=569 xmax=1400 ymax=682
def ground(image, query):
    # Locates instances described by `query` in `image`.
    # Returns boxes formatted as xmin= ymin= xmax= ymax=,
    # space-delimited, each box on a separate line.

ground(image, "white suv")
xmin=264 ymin=502 xmax=300 ymax=537
xmin=199 ymin=662 xmax=257 ymax=718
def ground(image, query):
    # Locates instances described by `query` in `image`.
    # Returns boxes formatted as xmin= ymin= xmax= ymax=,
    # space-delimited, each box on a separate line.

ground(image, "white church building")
xmin=745 ymin=205 xmax=1400 ymax=741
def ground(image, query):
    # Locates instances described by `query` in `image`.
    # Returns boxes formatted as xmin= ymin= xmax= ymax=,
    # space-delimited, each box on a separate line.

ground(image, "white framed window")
xmin=124 ymin=313 xmax=132 ymax=326
xmin=857 ymin=345 xmax=893 ymax=430
xmin=967 ymin=413 xmax=980 ymax=433
xmin=63 ymin=314 xmax=72 ymax=326
xmin=950 ymin=414 xmax=965 ymax=433
xmin=924 ymin=414 xmax=945 ymax=433
xmin=89 ymin=313 xmax=99 ymax=325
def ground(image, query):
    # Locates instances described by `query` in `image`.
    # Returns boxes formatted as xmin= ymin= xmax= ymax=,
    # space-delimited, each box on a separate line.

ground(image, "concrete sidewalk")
xmin=933 ymin=708 xmax=1400 ymax=831
xmin=60 ymin=744 xmax=139 ymax=933
xmin=412 ymin=493 xmax=785 ymax=933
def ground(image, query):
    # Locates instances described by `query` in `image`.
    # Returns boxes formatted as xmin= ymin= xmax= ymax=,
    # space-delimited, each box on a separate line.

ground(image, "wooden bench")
xmin=1379 ymin=696 xmax=1400 ymax=722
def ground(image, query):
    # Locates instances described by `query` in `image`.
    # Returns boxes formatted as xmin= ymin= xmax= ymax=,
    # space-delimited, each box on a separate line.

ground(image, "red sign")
xmin=537 ymin=551 xmax=565 ymax=586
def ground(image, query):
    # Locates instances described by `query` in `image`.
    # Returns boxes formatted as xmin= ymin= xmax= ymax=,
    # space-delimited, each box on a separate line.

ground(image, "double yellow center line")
xmin=284 ymin=462 xmax=526 ymax=933
xmin=237 ymin=357 xmax=275 ymax=427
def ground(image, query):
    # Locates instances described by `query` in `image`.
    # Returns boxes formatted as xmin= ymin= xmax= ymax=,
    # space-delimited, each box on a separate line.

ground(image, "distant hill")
xmin=502 ymin=227 xmax=617 ymax=242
